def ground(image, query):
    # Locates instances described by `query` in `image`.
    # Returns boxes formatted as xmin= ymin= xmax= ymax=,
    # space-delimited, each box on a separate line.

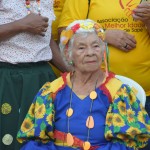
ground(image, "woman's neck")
xmin=70 ymin=70 xmax=106 ymax=96
xmin=73 ymin=70 xmax=104 ymax=85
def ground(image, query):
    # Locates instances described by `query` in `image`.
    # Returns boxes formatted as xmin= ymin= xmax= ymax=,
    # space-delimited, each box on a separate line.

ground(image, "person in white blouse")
xmin=0 ymin=0 xmax=67 ymax=150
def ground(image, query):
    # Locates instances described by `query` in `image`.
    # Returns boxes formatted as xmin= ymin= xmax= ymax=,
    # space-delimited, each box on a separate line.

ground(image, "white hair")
xmin=59 ymin=19 xmax=105 ymax=67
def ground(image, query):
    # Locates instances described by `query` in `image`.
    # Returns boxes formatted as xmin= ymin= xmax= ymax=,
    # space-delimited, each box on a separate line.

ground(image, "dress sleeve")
xmin=17 ymin=82 xmax=55 ymax=150
xmin=105 ymin=84 xmax=150 ymax=149
xmin=58 ymin=0 xmax=88 ymax=28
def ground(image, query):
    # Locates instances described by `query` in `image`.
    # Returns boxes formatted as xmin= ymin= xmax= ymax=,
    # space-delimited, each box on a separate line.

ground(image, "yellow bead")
xmin=86 ymin=116 xmax=94 ymax=129
xmin=83 ymin=141 xmax=91 ymax=150
xmin=66 ymin=108 xmax=73 ymax=117
xmin=66 ymin=133 xmax=74 ymax=146
xmin=89 ymin=91 xmax=97 ymax=100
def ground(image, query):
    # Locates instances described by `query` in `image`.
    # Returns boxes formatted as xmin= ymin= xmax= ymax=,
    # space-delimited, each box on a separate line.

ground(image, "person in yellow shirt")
xmin=58 ymin=1 xmax=150 ymax=149
xmin=51 ymin=0 xmax=66 ymax=77
xmin=52 ymin=0 xmax=66 ymax=42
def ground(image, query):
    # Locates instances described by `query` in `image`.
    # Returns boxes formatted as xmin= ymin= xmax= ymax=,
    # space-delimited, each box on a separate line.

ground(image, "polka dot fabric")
xmin=0 ymin=0 xmax=55 ymax=64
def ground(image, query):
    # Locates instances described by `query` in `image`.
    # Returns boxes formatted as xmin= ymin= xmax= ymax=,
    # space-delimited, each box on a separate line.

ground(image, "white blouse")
xmin=0 ymin=0 xmax=55 ymax=64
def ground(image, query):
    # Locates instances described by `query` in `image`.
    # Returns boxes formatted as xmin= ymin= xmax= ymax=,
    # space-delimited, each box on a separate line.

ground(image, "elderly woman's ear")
xmin=63 ymin=46 xmax=74 ymax=72
xmin=64 ymin=47 xmax=70 ymax=64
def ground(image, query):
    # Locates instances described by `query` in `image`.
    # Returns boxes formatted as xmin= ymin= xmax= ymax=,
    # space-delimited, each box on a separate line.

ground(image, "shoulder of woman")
xmin=100 ymin=72 xmax=123 ymax=103
xmin=41 ymin=72 xmax=69 ymax=95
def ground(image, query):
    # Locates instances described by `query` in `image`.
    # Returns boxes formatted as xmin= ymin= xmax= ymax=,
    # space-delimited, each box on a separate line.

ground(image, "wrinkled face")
xmin=71 ymin=32 xmax=104 ymax=73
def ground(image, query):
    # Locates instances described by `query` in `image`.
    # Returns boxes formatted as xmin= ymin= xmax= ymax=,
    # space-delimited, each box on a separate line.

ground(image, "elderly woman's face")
xmin=71 ymin=32 xmax=103 ymax=73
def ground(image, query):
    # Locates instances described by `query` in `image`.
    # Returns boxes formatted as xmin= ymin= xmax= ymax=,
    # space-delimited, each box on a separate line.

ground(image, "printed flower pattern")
xmin=35 ymin=103 xmax=46 ymax=119
xmin=106 ymin=112 xmax=113 ymax=126
xmin=126 ymin=127 xmax=141 ymax=137
xmin=46 ymin=114 xmax=53 ymax=126
xmin=127 ymin=109 xmax=135 ymax=123
xmin=21 ymin=118 xmax=34 ymax=133
xmin=117 ymin=134 xmax=130 ymax=142
xmin=28 ymin=103 xmax=35 ymax=118
xmin=118 ymin=101 xmax=126 ymax=115
xmin=136 ymin=135 xmax=149 ymax=143
xmin=105 ymin=84 xmax=150 ymax=148
xmin=137 ymin=111 xmax=145 ymax=124
xmin=17 ymin=82 xmax=55 ymax=143
xmin=112 ymin=114 xmax=125 ymax=127
xmin=17 ymin=74 xmax=150 ymax=149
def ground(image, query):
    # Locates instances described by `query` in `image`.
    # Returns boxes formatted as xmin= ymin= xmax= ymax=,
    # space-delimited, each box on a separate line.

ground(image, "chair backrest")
xmin=115 ymin=75 xmax=146 ymax=107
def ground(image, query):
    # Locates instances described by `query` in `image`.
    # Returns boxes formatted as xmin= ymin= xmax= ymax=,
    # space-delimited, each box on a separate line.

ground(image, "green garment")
xmin=0 ymin=62 xmax=56 ymax=150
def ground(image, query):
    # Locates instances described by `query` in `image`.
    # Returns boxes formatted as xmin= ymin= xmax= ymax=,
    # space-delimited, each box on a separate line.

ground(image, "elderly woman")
xmin=17 ymin=19 xmax=150 ymax=150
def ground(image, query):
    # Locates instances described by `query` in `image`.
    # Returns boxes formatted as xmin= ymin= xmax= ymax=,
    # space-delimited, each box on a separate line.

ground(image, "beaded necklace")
xmin=66 ymin=73 xmax=100 ymax=150
xmin=25 ymin=0 xmax=41 ymax=15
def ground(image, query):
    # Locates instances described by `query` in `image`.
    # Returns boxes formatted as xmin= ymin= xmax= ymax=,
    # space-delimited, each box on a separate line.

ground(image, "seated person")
xmin=17 ymin=19 xmax=150 ymax=150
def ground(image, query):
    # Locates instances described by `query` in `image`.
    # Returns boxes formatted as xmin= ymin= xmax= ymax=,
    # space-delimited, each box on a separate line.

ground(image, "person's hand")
xmin=105 ymin=29 xmax=136 ymax=52
xmin=132 ymin=1 xmax=150 ymax=24
xmin=19 ymin=13 xmax=49 ymax=36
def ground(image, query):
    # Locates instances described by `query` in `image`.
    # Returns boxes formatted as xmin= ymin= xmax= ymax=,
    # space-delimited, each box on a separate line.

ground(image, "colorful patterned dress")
xmin=17 ymin=73 xmax=150 ymax=150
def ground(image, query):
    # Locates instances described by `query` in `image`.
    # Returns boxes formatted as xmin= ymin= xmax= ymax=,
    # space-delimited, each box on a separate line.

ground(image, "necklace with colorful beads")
xmin=25 ymin=0 xmax=41 ymax=15
xmin=66 ymin=73 xmax=100 ymax=150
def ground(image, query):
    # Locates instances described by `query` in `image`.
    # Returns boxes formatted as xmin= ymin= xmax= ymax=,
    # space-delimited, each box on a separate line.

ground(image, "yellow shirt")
xmin=59 ymin=0 xmax=150 ymax=96
xmin=51 ymin=0 xmax=66 ymax=77
xmin=52 ymin=0 xmax=66 ymax=41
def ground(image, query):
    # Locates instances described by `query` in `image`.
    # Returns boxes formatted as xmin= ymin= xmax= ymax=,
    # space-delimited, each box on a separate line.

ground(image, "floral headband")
xmin=60 ymin=21 xmax=105 ymax=46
